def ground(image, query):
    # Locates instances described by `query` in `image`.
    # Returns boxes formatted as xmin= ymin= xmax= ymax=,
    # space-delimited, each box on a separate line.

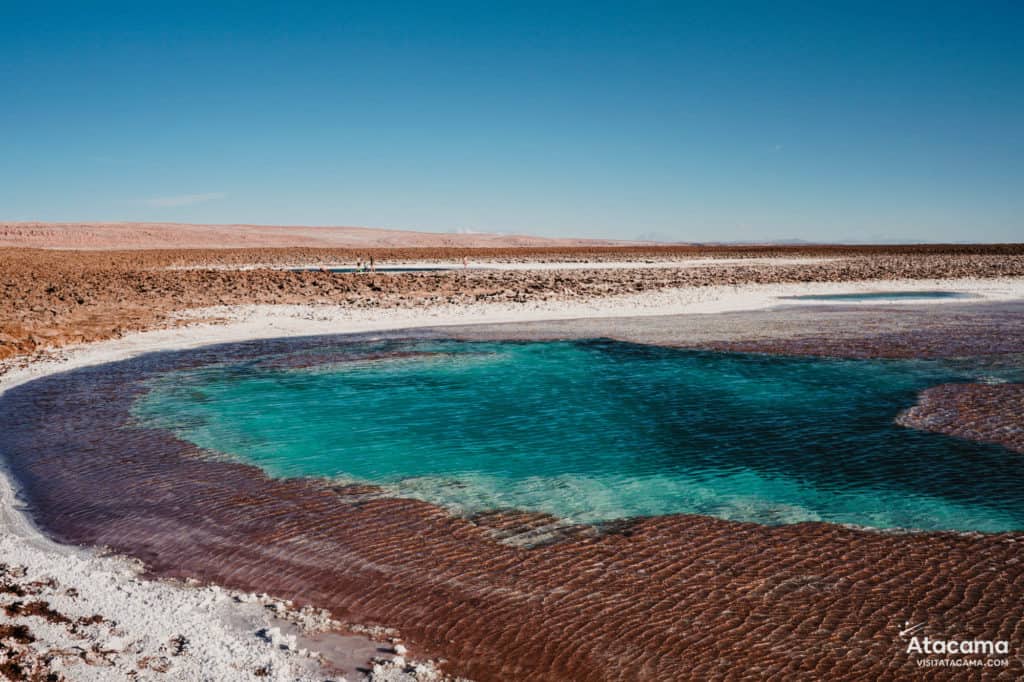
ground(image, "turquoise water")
xmin=132 ymin=340 xmax=1024 ymax=532
xmin=781 ymin=291 xmax=971 ymax=301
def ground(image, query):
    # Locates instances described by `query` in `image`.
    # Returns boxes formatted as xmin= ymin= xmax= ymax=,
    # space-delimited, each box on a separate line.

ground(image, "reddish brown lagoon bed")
xmin=2 ymin=303 xmax=1024 ymax=680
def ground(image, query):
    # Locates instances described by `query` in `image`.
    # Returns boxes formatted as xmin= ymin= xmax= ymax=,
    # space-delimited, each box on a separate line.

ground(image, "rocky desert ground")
xmin=3 ymin=241 xmax=1023 ymax=366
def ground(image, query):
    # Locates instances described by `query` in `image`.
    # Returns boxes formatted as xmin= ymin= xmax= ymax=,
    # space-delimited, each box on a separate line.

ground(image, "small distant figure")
xmin=370 ymin=256 xmax=376 ymax=273
xmin=462 ymin=256 xmax=468 ymax=270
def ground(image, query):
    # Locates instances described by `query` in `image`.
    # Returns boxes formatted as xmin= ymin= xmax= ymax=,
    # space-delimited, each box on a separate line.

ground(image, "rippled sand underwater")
xmin=132 ymin=338 xmax=1024 ymax=533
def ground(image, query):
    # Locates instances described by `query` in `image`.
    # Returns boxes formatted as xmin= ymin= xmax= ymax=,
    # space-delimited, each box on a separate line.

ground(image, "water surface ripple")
xmin=132 ymin=339 xmax=1024 ymax=532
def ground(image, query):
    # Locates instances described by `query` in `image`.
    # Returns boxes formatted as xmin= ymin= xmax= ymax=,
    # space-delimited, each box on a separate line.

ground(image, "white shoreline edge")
xmin=164 ymin=256 xmax=839 ymax=271
xmin=2 ymin=275 xmax=1022 ymax=681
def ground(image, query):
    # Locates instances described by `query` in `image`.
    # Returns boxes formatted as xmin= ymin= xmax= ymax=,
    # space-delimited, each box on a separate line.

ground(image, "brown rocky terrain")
xmin=2 ymin=245 xmax=1023 ymax=364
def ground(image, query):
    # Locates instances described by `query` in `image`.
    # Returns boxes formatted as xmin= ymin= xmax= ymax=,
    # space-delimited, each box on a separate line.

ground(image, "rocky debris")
xmin=346 ymin=623 xmax=402 ymax=641
xmin=3 ymin=601 xmax=69 ymax=624
xmin=365 ymin=652 xmax=468 ymax=682
xmin=0 ymin=555 xmax=461 ymax=681
xmin=257 ymin=626 xmax=299 ymax=652
xmin=2 ymin=246 xmax=1023 ymax=363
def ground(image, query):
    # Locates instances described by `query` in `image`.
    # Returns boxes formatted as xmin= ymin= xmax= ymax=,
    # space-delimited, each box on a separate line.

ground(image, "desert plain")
xmin=1 ymin=223 xmax=1023 ymax=681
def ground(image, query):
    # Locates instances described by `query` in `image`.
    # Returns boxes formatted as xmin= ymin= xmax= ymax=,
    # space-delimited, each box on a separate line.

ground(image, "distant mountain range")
xmin=0 ymin=222 xmax=634 ymax=250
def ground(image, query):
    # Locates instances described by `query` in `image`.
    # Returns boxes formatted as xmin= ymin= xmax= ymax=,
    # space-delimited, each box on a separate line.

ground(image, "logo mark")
xmin=899 ymin=621 xmax=925 ymax=638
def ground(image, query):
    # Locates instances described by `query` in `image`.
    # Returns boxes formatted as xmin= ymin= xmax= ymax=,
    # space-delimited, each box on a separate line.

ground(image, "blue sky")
xmin=2 ymin=2 xmax=1021 ymax=242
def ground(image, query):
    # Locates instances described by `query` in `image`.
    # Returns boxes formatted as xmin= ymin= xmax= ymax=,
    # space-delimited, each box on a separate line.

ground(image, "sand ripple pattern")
xmin=2 ymin=337 xmax=1023 ymax=681
xmin=898 ymin=383 xmax=1024 ymax=454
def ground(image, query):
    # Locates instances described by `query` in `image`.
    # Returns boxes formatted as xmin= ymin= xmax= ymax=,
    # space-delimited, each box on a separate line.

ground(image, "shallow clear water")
xmin=132 ymin=340 xmax=1024 ymax=532
xmin=781 ymin=290 xmax=971 ymax=301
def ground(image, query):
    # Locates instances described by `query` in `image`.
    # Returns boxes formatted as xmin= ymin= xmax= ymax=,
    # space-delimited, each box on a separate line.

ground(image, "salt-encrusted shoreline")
xmin=2 ymin=276 xmax=1023 ymax=681
xmin=163 ymin=256 xmax=839 ymax=271
xmin=5 ymin=275 xmax=1023 ymax=394
xmin=1 ymin=472 xmax=413 ymax=681
xmin=2 ymin=464 xmax=449 ymax=680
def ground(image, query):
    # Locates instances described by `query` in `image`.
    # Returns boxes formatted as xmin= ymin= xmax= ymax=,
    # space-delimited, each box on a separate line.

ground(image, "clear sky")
xmin=2 ymin=2 xmax=1021 ymax=242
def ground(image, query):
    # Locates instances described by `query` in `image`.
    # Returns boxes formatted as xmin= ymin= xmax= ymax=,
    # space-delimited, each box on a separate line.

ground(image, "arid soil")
xmin=1 ymin=336 xmax=1022 ymax=681
xmin=0 ymin=222 xmax=631 ymax=250
xmin=3 ymin=245 xmax=1023 ymax=362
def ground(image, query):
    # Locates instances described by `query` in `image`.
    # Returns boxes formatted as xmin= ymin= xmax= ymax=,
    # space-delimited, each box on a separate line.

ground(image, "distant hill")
xmin=0 ymin=222 xmax=639 ymax=250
